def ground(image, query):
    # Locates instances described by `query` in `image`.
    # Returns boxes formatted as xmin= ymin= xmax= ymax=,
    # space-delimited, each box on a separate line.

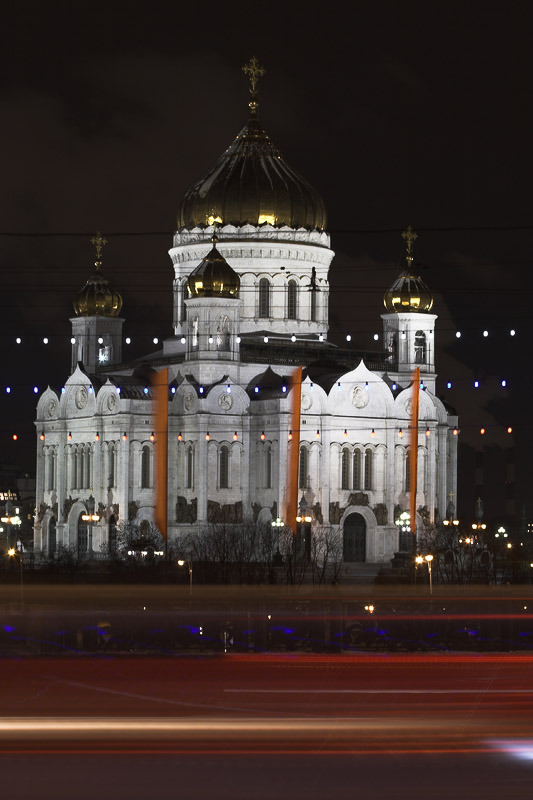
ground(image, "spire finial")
xmin=401 ymin=225 xmax=417 ymax=267
xmin=90 ymin=231 xmax=107 ymax=268
xmin=242 ymin=56 xmax=266 ymax=115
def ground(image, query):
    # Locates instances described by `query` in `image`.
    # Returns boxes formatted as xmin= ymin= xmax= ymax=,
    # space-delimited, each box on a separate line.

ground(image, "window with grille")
xmin=287 ymin=280 xmax=297 ymax=319
xmin=353 ymin=450 xmax=361 ymax=490
xmin=259 ymin=278 xmax=270 ymax=318
xmin=299 ymin=446 xmax=309 ymax=489
xmin=141 ymin=445 xmax=151 ymax=488
xmin=219 ymin=445 xmax=229 ymax=489
xmin=364 ymin=448 xmax=373 ymax=491
xmin=341 ymin=449 xmax=350 ymax=490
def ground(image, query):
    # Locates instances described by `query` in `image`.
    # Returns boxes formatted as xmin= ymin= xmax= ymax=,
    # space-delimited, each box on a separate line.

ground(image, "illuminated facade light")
xmin=455 ymin=331 xmax=461 ymax=338
xmin=226 ymin=384 xmax=231 ymax=393
xmin=208 ymin=336 xmax=214 ymax=344
xmin=70 ymin=337 xmax=76 ymax=344
xmin=125 ymin=337 xmax=131 ymax=344
xmin=95 ymin=432 xmax=100 ymax=441
xmin=282 ymin=385 xmax=287 ymax=393
xmin=346 ymin=334 xmax=351 ymax=342
xmin=507 ymin=426 xmax=513 ymax=434
xmin=16 ymin=337 xmax=21 ymax=344
xmin=153 ymin=337 xmax=159 ymax=344
xmin=371 ymin=428 xmax=375 ymax=437
xmin=180 ymin=336 xmax=186 ymax=344
xmin=68 ymin=432 xmax=72 ymax=441
xmin=373 ymin=333 xmax=379 ymax=341
xmin=12 ymin=434 xmax=18 ymax=441
xmin=343 ymin=429 xmax=347 ymax=438
xmin=150 ymin=432 xmax=155 ymax=441
xmin=205 ymin=432 xmax=210 ymax=441
xmin=288 ymin=430 xmax=293 ymax=441
xmin=98 ymin=337 xmax=104 ymax=344
xmin=447 ymin=382 xmax=452 ymax=389
xmin=123 ymin=432 xmax=127 ymax=441
xmin=233 ymin=432 xmax=238 ymax=441
xmin=398 ymin=428 xmax=403 ymax=437
xmin=480 ymin=427 xmax=486 ymax=435
xmin=510 ymin=329 xmax=516 ymax=336
xmin=453 ymin=428 xmax=458 ymax=436
xmin=199 ymin=386 xmax=204 ymax=394
xmin=178 ymin=432 xmax=182 ymax=441
xmin=260 ymin=432 xmax=266 ymax=441
xmin=483 ymin=330 xmax=488 ymax=337
xmin=474 ymin=380 xmax=479 ymax=388
xmin=426 ymin=427 xmax=430 ymax=437
xmin=43 ymin=337 xmax=48 ymax=344
xmin=40 ymin=432 xmax=45 ymax=441
xmin=501 ymin=379 xmax=507 ymax=387
xmin=264 ymin=336 xmax=269 ymax=343
xmin=291 ymin=335 xmax=296 ymax=342
xmin=316 ymin=430 xmax=320 ymax=438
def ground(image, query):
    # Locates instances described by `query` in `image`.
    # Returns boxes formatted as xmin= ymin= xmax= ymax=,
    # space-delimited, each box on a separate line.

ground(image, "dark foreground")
xmin=2 ymin=654 xmax=533 ymax=798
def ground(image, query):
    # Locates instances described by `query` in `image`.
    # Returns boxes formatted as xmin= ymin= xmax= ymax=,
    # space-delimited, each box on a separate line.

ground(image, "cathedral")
xmin=33 ymin=59 xmax=458 ymax=570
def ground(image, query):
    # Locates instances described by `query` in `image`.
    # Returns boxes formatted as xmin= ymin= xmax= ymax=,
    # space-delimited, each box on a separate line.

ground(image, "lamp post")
xmin=7 ymin=545 xmax=24 ymax=609
xmin=81 ymin=493 xmax=100 ymax=557
xmin=415 ymin=554 xmax=434 ymax=594
xmin=1 ymin=500 xmax=22 ymax=549
xmin=178 ymin=558 xmax=193 ymax=596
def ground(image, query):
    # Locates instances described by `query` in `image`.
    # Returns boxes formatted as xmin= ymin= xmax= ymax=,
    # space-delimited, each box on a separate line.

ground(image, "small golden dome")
xmin=383 ymin=271 xmax=434 ymax=313
xmin=73 ymin=262 xmax=123 ymax=317
xmin=178 ymin=116 xmax=327 ymax=231
xmin=187 ymin=237 xmax=240 ymax=299
xmin=383 ymin=226 xmax=433 ymax=313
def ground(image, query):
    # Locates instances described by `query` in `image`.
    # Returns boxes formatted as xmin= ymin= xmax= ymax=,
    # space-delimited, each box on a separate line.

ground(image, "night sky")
xmin=2 ymin=0 xmax=531 ymax=524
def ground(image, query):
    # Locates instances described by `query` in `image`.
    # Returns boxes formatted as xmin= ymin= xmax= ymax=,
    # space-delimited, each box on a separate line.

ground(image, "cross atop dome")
xmin=242 ymin=56 xmax=266 ymax=115
xmin=90 ymin=231 xmax=107 ymax=268
xmin=401 ymin=225 xmax=417 ymax=266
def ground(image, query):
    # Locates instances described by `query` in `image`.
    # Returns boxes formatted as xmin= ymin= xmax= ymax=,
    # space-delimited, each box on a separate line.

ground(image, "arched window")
xmin=217 ymin=315 xmax=230 ymax=351
xmin=219 ymin=445 xmax=229 ymax=489
xmin=310 ymin=288 xmax=317 ymax=322
xmin=77 ymin=513 xmax=88 ymax=557
xmin=299 ymin=446 xmax=308 ymax=490
xmin=353 ymin=450 xmax=361 ymax=490
xmin=405 ymin=450 xmax=411 ymax=492
xmin=141 ymin=445 xmax=151 ymax=489
xmin=364 ymin=448 xmax=373 ymax=491
xmin=414 ymin=331 xmax=426 ymax=364
xmin=287 ymin=280 xmax=298 ymax=319
xmin=108 ymin=443 xmax=116 ymax=489
xmin=186 ymin=446 xmax=194 ymax=489
xmin=108 ymin=514 xmax=117 ymax=554
xmin=259 ymin=278 xmax=270 ymax=318
xmin=191 ymin=316 xmax=199 ymax=350
xmin=78 ymin=447 xmax=84 ymax=491
xmin=341 ymin=449 xmax=350 ymax=490
xmin=180 ymin=278 xmax=188 ymax=323
xmin=49 ymin=516 xmax=56 ymax=558
xmin=265 ymin=445 xmax=272 ymax=489
xmin=70 ymin=449 xmax=77 ymax=490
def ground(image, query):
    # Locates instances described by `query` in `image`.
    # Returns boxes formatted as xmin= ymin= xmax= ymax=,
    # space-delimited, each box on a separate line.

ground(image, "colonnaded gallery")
xmin=33 ymin=59 xmax=458 ymax=573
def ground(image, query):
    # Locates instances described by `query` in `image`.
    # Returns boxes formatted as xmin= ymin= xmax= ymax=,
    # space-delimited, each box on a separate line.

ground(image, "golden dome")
xmin=383 ymin=226 xmax=433 ymax=313
xmin=178 ymin=115 xmax=327 ymax=231
xmin=73 ymin=263 xmax=123 ymax=317
xmin=187 ymin=237 xmax=240 ymax=299
xmin=74 ymin=232 xmax=123 ymax=317
xmin=383 ymin=271 xmax=434 ymax=313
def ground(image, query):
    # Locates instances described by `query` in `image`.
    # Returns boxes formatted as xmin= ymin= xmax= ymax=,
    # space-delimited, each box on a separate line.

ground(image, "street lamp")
xmin=81 ymin=493 xmax=100 ymax=556
xmin=415 ymin=554 xmax=434 ymax=594
xmin=177 ymin=558 xmax=193 ymax=596
xmin=8 ymin=545 xmax=24 ymax=608
xmin=1 ymin=500 xmax=22 ymax=549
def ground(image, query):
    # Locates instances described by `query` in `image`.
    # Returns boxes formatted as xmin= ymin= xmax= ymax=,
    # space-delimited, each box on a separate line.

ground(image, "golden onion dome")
xmin=73 ymin=262 xmax=123 ymax=317
xmin=187 ymin=236 xmax=240 ymax=299
xmin=383 ymin=225 xmax=433 ymax=313
xmin=74 ymin=233 xmax=123 ymax=317
xmin=383 ymin=271 xmax=434 ymax=313
xmin=178 ymin=117 xmax=326 ymax=230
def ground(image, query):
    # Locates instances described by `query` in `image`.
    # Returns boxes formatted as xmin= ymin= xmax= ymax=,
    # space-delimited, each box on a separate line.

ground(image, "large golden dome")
xmin=383 ymin=226 xmax=433 ymax=313
xmin=178 ymin=115 xmax=327 ymax=231
xmin=187 ymin=236 xmax=240 ymax=299
xmin=73 ymin=233 xmax=123 ymax=317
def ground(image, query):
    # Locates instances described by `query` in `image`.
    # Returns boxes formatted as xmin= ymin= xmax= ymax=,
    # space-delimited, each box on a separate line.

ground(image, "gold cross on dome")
xmin=401 ymin=225 xmax=418 ymax=258
xmin=91 ymin=231 xmax=108 ymax=262
xmin=243 ymin=56 xmax=266 ymax=96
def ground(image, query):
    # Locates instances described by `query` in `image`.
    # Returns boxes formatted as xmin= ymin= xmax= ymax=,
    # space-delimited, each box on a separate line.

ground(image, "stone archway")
xmin=343 ymin=513 xmax=366 ymax=563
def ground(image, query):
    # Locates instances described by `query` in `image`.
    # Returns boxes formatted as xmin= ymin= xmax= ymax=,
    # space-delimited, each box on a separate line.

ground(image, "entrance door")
xmin=343 ymin=513 xmax=366 ymax=562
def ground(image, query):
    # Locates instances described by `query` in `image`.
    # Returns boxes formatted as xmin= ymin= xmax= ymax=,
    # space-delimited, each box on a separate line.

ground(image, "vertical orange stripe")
xmin=285 ymin=366 xmax=302 ymax=535
xmin=153 ymin=367 xmax=168 ymax=541
xmin=410 ymin=366 xmax=420 ymax=553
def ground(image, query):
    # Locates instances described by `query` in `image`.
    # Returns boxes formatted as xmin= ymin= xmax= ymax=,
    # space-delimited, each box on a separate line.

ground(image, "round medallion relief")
xmin=301 ymin=393 xmax=312 ymax=411
xmin=404 ymin=398 xmax=412 ymax=415
xmin=218 ymin=393 xmax=233 ymax=411
xmin=107 ymin=393 xmax=118 ymax=412
xmin=75 ymin=386 xmax=88 ymax=410
xmin=47 ymin=399 xmax=57 ymax=417
xmin=351 ymin=386 xmax=369 ymax=409
xmin=183 ymin=392 xmax=195 ymax=411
